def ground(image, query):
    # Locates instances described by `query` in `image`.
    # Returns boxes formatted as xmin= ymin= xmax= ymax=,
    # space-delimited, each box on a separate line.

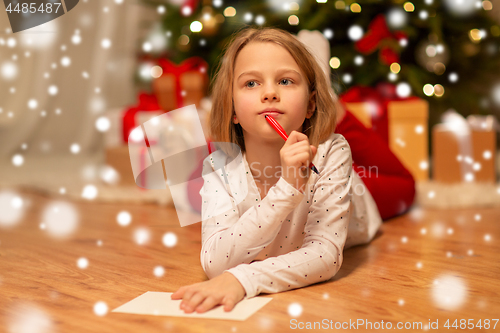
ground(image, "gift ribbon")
xmin=355 ymin=14 xmax=407 ymax=66
xmin=157 ymin=57 xmax=209 ymax=110
xmin=122 ymin=92 xmax=163 ymax=143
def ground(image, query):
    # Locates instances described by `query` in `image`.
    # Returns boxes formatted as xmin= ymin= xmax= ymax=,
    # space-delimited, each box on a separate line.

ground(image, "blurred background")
xmin=1 ymin=0 xmax=500 ymax=211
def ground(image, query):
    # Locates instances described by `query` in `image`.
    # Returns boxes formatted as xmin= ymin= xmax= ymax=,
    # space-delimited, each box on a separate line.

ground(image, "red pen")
xmin=265 ymin=115 xmax=320 ymax=175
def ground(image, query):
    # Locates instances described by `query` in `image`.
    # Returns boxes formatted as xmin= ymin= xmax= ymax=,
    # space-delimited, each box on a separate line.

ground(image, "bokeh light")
xmin=162 ymin=232 xmax=178 ymax=247
xmin=387 ymin=8 xmax=407 ymax=28
xmin=41 ymin=201 xmax=79 ymax=238
xmin=93 ymin=301 xmax=108 ymax=316
xmin=0 ymin=191 xmax=25 ymax=228
xmin=134 ymin=227 xmax=151 ymax=245
xmin=150 ymin=65 xmax=163 ymax=78
xmin=99 ymin=165 xmax=120 ymax=185
xmin=190 ymin=21 xmax=203 ymax=32
xmin=390 ymin=63 xmax=401 ymax=74
xmin=396 ymin=82 xmax=411 ymax=98
xmin=329 ymin=57 xmax=340 ymax=69
xmin=223 ymin=6 xmax=236 ymax=17
xmin=347 ymin=25 xmax=363 ymax=41
xmin=77 ymin=257 xmax=89 ymax=269
xmin=81 ymin=185 xmax=98 ymax=200
xmin=403 ymin=2 xmax=415 ymax=12
xmin=423 ymin=84 xmax=434 ymax=96
xmin=154 ymin=266 xmax=165 ymax=277
xmin=117 ymin=211 xmax=132 ymax=227
xmin=70 ymin=143 xmax=80 ymax=154
xmin=12 ymin=154 xmax=24 ymax=167
xmin=288 ymin=15 xmax=299 ymax=25
xmin=1 ymin=61 xmax=18 ymax=80
xmin=8 ymin=302 xmax=53 ymax=333
xmin=95 ymin=116 xmax=111 ymax=132
xmin=323 ymin=29 xmax=333 ymax=39
xmin=288 ymin=302 xmax=303 ymax=317
xmin=432 ymin=275 xmax=467 ymax=310
xmin=101 ymin=39 xmax=112 ymax=49
xmin=350 ymin=3 xmax=361 ymax=13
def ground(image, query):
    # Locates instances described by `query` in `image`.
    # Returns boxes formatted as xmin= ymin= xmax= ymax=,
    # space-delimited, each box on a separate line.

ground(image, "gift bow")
xmin=355 ymin=14 xmax=407 ymax=66
xmin=157 ymin=57 xmax=209 ymax=110
xmin=441 ymin=110 xmax=499 ymax=133
xmin=466 ymin=114 xmax=500 ymax=132
xmin=122 ymin=92 xmax=162 ymax=143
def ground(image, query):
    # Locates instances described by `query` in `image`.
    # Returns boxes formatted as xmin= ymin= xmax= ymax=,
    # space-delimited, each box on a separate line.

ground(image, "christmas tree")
xmin=137 ymin=0 xmax=500 ymax=128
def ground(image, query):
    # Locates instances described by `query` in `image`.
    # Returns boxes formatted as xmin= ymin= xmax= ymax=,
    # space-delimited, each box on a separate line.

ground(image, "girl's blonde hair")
xmin=208 ymin=26 xmax=339 ymax=153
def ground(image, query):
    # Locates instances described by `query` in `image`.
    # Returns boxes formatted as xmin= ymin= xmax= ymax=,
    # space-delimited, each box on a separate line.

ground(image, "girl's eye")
xmin=245 ymin=80 xmax=257 ymax=88
xmin=244 ymin=78 xmax=293 ymax=88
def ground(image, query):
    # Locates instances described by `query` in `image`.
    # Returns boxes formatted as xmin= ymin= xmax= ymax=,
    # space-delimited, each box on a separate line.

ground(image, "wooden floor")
xmin=1 ymin=188 xmax=499 ymax=333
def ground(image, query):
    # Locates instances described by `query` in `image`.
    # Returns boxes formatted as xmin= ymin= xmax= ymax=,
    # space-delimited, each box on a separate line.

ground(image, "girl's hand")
xmin=280 ymin=130 xmax=317 ymax=193
xmin=171 ymin=272 xmax=246 ymax=313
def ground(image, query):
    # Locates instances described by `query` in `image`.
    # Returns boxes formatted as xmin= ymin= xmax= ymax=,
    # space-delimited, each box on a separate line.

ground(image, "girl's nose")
xmin=261 ymin=86 xmax=279 ymax=102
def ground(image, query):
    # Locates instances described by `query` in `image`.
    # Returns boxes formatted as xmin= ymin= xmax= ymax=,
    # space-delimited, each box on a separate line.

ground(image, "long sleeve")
xmin=224 ymin=137 xmax=353 ymax=299
xmin=199 ymin=153 xmax=305 ymax=280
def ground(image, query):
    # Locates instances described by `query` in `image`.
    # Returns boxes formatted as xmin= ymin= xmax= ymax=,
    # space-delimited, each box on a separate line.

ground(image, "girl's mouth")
xmin=259 ymin=111 xmax=282 ymax=116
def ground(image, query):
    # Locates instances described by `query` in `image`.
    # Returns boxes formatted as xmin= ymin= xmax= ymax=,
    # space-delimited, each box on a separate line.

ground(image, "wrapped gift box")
xmin=122 ymin=92 xmax=163 ymax=143
xmin=153 ymin=57 xmax=208 ymax=112
xmin=106 ymin=145 xmax=134 ymax=186
xmin=105 ymin=110 xmax=164 ymax=186
xmin=388 ymin=99 xmax=429 ymax=182
xmin=340 ymin=84 xmax=429 ymax=181
xmin=432 ymin=113 xmax=497 ymax=183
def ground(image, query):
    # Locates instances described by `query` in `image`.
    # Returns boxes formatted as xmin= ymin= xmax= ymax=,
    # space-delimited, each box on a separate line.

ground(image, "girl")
xmin=171 ymin=27 xmax=391 ymax=314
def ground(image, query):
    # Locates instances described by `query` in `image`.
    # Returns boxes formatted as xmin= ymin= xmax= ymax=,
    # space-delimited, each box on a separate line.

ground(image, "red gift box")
xmin=122 ymin=91 xmax=163 ymax=143
xmin=153 ymin=57 xmax=209 ymax=112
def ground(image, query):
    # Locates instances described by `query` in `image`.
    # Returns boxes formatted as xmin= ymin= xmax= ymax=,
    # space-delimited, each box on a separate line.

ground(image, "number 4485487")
xmin=6 ymin=2 xmax=62 ymax=14
xmin=444 ymin=319 xmax=498 ymax=330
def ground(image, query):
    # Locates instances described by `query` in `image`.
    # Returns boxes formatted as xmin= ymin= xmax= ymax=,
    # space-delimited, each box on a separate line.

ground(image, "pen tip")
xmin=264 ymin=115 xmax=267 ymax=118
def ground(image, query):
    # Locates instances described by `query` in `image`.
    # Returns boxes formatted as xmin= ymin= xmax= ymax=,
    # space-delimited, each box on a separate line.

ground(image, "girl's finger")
xmin=282 ymin=143 xmax=312 ymax=161
xmin=287 ymin=152 xmax=312 ymax=168
xmin=184 ymin=292 xmax=205 ymax=313
xmin=288 ymin=132 xmax=308 ymax=145
xmin=180 ymin=288 xmax=196 ymax=306
xmin=283 ymin=140 xmax=309 ymax=154
xmin=195 ymin=295 xmax=219 ymax=313
xmin=223 ymin=297 xmax=236 ymax=312
xmin=171 ymin=286 xmax=186 ymax=299
xmin=282 ymin=131 xmax=305 ymax=148
xmin=289 ymin=130 xmax=308 ymax=141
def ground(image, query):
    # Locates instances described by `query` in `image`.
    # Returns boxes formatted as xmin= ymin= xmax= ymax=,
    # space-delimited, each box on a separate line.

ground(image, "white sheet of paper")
xmin=112 ymin=291 xmax=273 ymax=321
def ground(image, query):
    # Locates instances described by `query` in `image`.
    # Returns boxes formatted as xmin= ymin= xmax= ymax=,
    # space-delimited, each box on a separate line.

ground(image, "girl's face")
xmin=232 ymin=42 xmax=316 ymax=144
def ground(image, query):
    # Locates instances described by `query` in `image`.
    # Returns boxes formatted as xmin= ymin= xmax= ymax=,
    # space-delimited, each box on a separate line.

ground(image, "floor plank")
xmin=1 ymin=188 xmax=499 ymax=332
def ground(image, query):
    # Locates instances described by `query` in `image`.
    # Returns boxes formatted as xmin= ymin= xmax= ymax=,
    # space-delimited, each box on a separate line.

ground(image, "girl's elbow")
xmin=201 ymin=261 xmax=216 ymax=279
xmin=201 ymin=257 xmax=224 ymax=279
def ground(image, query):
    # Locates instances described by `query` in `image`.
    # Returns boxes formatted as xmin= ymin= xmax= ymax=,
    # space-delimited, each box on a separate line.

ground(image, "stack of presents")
xmin=340 ymin=82 xmax=498 ymax=186
xmin=104 ymin=56 xmax=211 ymax=188
xmin=105 ymin=55 xmax=498 ymax=210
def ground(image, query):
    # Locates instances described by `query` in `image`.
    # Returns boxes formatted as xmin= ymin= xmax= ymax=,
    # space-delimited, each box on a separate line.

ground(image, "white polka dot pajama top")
xmin=199 ymin=133 xmax=382 ymax=299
